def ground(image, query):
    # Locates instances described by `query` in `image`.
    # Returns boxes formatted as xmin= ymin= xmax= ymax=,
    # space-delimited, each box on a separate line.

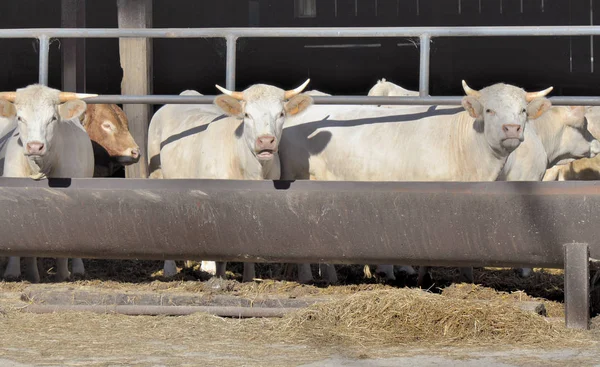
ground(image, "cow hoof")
xmin=163 ymin=260 xmax=178 ymax=277
xmin=55 ymin=272 xmax=71 ymax=282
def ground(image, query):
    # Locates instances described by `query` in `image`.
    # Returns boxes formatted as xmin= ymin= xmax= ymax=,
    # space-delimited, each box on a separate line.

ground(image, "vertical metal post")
xmin=419 ymin=34 xmax=430 ymax=97
xmin=38 ymin=35 xmax=50 ymax=86
xmin=225 ymin=35 xmax=237 ymax=90
xmin=564 ymin=242 xmax=590 ymax=330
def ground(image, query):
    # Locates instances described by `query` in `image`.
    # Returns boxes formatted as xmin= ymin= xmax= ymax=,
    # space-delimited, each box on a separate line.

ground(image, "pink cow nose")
xmin=256 ymin=135 xmax=277 ymax=150
xmin=502 ymin=124 xmax=522 ymax=139
xmin=130 ymin=147 xmax=140 ymax=159
xmin=26 ymin=141 xmax=45 ymax=155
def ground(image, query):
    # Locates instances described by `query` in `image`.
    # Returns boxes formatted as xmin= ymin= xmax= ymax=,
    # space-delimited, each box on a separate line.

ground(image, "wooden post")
xmin=61 ymin=0 xmax=86 ymax=92
xmin=117 ymin=0 xmax=152 ymax=179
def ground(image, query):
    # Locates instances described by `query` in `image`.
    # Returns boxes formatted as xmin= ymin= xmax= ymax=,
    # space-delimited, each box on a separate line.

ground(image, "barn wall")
xmin=0 ymin=0 xmax=596 ymax=97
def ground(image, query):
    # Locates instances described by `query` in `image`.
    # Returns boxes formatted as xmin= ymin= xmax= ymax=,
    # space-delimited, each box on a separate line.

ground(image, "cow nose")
xmin=26 ymin=141 xmax=45 ymax=155
xmin=256 ymin=135 xmax=276 ymax=150
xmin=130 ymin=147 xmax=140 ymax=159
xmin=502 ymin=124 xmax=522 ymax=139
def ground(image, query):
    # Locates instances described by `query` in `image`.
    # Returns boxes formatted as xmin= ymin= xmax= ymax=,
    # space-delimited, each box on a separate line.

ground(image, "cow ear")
xmin=0 ymin=99 xmax=16 ymax=118
xmin=461 ymin=96 xmax=482 ymax=118
xmin=214 ymin=95 xmax=243 ymax=116
xmin=58 ymin=100 xmax=87 ymax=120
xmin=285 ymin=94 xmax=313 ymax=116
xmin=527 ymin=97 xmax=552 ymax=120
xmin=564 ymin=106 xmax=586 ymax=128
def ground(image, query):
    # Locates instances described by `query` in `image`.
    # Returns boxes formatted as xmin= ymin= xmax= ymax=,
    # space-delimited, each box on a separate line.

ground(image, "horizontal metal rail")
xmin=4 ymin=26 xmax=600 ymax=38
xmin=0 ymin=177 xmax=599 ymax=269
xmin=86 ymin=95 xmax=600 ymax=106
xmin=2 ymin=26 xmax=599 ymax=103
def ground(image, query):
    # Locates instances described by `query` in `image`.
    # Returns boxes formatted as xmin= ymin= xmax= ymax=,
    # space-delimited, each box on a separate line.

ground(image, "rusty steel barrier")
xmin=0 ymin=177 xmax=597 ymax=328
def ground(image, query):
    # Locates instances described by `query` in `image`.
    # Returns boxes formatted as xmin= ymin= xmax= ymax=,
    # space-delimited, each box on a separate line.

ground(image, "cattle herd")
xmin=0 ymin=78 xmax=599 ymax=287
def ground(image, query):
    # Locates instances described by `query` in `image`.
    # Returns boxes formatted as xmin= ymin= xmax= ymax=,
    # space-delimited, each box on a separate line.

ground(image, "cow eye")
xmin=279 ymin=111 xmax=285 ymax=118
xmin=521 ymin=108 xmax=527 ymax=114
xmin=486 ymin=109 xmax=492 ymax=114
xmin=244 ymin=113 xmax=250 ymax=119
xmin=102 ymin=122 xmax=115 ymax=132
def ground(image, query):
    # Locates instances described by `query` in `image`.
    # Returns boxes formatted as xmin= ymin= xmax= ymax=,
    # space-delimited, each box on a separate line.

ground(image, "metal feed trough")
xmin=1 ymin=26 xmax=600 ymax=329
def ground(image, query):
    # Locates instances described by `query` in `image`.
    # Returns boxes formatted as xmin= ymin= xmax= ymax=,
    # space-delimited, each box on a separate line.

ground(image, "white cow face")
xmin=549 ymin=106 xmax=600 ymax=164
xmin=461 ymin=82 xmax=552 ymax=155
xmin=214 ymin=81 xmax=313 ymax=162
xmin=4 ymin=85 xmax=87 ymax=158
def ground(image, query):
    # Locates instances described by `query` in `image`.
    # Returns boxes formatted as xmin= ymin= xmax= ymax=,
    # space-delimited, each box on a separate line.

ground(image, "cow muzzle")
xmin=25 ymin=141 xmax=46 ymax=156
xmin=255 ymin=135 xmax=277 ymax=160
xmin=501 ymin=124 xmax=522 ymax=140
xmin=114 ymin=147 xmax=141 ymax=165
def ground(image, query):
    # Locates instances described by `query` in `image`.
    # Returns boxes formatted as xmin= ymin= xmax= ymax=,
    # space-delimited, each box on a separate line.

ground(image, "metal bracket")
xmin=564 ymin=243 xmax=590 ymax=330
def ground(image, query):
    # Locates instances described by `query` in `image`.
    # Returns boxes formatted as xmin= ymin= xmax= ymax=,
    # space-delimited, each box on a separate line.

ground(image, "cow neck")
xmin=453 ymin=113 xmax=509 ymax=181
xmin=529 ymin=113 xmax=562 ymax=166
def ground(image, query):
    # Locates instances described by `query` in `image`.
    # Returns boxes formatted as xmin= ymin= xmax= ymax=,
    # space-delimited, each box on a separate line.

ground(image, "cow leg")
xmin=23 ymin=257 xmax=40 ymax=283
xmin=163 ymin=260 xmax=178 ymax=277
xmin=459 ymin=267 xmax=474 ymax=283
xmin=417 ymin=266 xmax=431 ymax=288
xmin=298 ymin=264 xmax=313 ymax=283
xmin=72 ymin=258 xmax=85 ymax=276
xmin=200 ymin=261 xmax=217 ymax=275
xmin=375 ymin=265 xmax=396 ymax=281
xmin=215 ymin=261 xmax=227 ymax=278
xmin=55 ymin=258 xmax=71 ymax=281
xmin=519 ymin=267 xmax=533 ymax=278
xmin=320 ymin=263 xmax=338 ymax=283
xmin=3 ymin=256 xmax=21 ymax=279
xmin=242 ymin=262 xmax=255 ymax=282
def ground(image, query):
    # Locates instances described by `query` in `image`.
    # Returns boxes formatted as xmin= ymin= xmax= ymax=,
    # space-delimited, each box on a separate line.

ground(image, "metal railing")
xmin=3 ymin=25 xmax=600 ymax=105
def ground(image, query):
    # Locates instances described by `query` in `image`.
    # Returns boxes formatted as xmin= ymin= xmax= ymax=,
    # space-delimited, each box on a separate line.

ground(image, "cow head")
xmin=214 ymin=79 xmax=313 ymax=162
xmin=80 ymin=104 xmax=140 ymax=165
xmin=0 ymin=85 xmax=94 ymax=159
xmin=541 ymin=106 xmax=600 ymax=165
xmin=461 ymin=81 xmax=553 ymax=155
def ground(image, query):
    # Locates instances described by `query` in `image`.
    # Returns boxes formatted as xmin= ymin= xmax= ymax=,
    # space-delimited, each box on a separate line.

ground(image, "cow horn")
xmin=0 ymin=92 xmax=17 ymax=102
xmin=215 ymin=85 xmax=244 ymax=100
xmin=284 ymin=79 xmax=310 ymax=100
xmin=58 ymin=92 xmax=98 ymax=102
xmin=525 ymin=86 xmax=553 ymax=102
xmin=462 ymin=80 xmax=481 ymax=98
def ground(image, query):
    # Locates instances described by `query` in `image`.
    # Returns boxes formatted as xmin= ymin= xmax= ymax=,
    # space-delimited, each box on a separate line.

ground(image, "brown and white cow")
xmin=1 ymin=85 xmax=95 ymax=283
xmin=80 ymin=104 xmax=140 ymax=177
xmin=148 ymin=80 xmax=313 ymax=281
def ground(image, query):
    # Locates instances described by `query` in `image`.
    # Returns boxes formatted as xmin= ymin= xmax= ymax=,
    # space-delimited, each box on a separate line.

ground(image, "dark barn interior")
xmin=0 ymin=0 xmax=598 ymax=98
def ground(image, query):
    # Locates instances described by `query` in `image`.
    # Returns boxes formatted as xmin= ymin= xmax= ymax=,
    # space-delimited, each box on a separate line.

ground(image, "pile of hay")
xmin=441 ymin=283 xmax=564 ymax=318
xmin=273 ymin=288 xmax=590 ymax=347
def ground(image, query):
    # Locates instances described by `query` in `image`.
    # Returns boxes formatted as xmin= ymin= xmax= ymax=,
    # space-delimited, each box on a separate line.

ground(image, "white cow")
xmin=280 ymin=81 xmax=553 ymax=284
xmin=366 ymin=81 xmax=600 ymax=281
xmin=368 ymin=78 xmax=419 ymax=97
xmin=148 ymin=80 xmax=313 ymax=282
xmin=1 ymin=85 xmax=95 ymax=283
xmin=542 ymin=107 xmax=600 ymax=181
